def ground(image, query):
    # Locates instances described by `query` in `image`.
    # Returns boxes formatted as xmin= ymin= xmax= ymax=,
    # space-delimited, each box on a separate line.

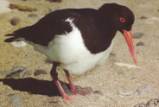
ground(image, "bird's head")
xmin=99 ymin=3 xmax=137 ymax=64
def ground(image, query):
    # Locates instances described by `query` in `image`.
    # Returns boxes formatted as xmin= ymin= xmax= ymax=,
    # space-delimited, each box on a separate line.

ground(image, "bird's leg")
xmin=50 ymin=63 xmax=71 ymax=101
xmin=64 ymin=70 xmax=77 ymax=95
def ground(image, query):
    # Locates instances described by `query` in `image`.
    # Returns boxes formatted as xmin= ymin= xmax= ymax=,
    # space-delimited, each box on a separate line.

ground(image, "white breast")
xmin=35 ymin=18 xmax=113 ymax=75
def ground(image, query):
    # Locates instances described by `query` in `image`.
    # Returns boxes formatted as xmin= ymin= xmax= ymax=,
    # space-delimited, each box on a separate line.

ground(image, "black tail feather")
xmin=4 ymin=37 xmax=17 ymax=42
xmin=5 ymin=33 xmax=18 ymax=42
xmin=5 ymin=33 xmax=14 ymax=37
xmin=4 ymin=26 xmax=31 ymax=43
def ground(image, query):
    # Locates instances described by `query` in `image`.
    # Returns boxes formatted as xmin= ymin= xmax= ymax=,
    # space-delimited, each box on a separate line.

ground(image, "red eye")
xmin=119 ymin=17 xmax=126 ymax=23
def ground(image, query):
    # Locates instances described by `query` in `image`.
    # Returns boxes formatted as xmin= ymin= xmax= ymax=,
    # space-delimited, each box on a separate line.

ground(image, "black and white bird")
xmin=5 ymin=3 xmax=137 ymax=100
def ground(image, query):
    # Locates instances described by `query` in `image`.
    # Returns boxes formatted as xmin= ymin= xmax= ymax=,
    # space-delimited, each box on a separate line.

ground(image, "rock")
xmin=0 ymin=0 xmax=11 ymax=14
xmin=140 ymin=16 xmax=148 ymax=20
xmin=9 ymin=3 xmax=37 ymax=12
xmin=146 ymin=98 xmax=159 ymax=107
xmin=47 ymin=0 xmax=62 ymax=3
xmin=133 ymin=32 xmax=144 ymax=39
xmin=134 ymin=103 xmax=146 ymax=107
xmin=34 ymin=69 xmax=47 ymax=76
xmin=136 ymin=42 xmax=145 ymax=46
xmin=9 ymin=94 xmax=24 ymax=107
xmin=10 ymin=17 xmax=20 ymax=26
xmin=110 ymin=52 xmax=116 ymax=57
xmin=93 ymin=90 xmax=103 ymax=95
xmin=5 ymin=66 xmax=27 ymax=78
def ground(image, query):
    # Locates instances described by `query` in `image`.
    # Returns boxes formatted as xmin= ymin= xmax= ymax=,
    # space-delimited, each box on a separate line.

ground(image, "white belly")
xmin=34 ymin=18 xmax=113 ymax=75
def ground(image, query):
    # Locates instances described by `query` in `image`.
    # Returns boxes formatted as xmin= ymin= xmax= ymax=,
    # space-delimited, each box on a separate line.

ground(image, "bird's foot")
xmin=69 ymin=83 xmax=77 ymax=95
xmin=63 ymin=94 xmax=72 ymax=102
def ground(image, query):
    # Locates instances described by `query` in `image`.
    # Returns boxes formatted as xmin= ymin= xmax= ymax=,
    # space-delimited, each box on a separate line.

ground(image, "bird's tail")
xmin=4 ymin=26 xmax=31 ymax=42
xmin=5 ymin=33 xmax=17 ymax=42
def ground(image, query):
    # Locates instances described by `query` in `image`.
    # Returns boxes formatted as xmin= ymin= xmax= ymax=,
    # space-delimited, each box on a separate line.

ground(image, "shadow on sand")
xmin=0 ymin=77 xmax=93 ymax=96
xmin=0 ymin=78 xmax=68 ymax=96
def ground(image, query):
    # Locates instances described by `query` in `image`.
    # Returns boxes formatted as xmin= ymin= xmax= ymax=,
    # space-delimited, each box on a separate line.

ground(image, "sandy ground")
xmin=0 ymin=0 xmax=159 ymax=107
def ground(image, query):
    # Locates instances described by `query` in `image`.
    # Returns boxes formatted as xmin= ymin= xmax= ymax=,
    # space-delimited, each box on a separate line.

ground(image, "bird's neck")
xmin=96 ymin=15 xmax=117 ymax=43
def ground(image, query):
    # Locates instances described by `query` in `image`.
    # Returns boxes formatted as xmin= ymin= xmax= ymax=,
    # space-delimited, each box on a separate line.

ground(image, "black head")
xmin=99 ymin=3 xmax=137 ymax=64
xmin=99 ymin=3 xmax=135 ymax=31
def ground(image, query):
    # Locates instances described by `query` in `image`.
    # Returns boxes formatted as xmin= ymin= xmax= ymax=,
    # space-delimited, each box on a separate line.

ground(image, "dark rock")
xmin=136 ymin=42 xmax=145 ymax=46
xmin=146 ymin=98 xmax=159 ymax=107
xmin=133 ymin=32 xmax=144 ymax=39
xmin=110 ymin=52 xmax=116 ymax=57
xmin=34 ymin=69 xmax=47 ymax=76
xmin=10 ymin=17 xmax=20 ymax=26
xmin=5 ymin=66 xmax=27 ymax=78
xmin=47 ymin=0 xmax=62 ymax=3
xmin=140 ymin=16 xmax=148 ymax=20
xmin=93 ymin=90 xmax=103 ymax=95
xmin=134 ymin=103 xmax=146 ymax=107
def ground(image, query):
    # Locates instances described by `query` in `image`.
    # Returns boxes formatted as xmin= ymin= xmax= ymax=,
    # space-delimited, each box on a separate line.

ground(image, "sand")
xmin=0 ymin=0 xmax=159 ymax=107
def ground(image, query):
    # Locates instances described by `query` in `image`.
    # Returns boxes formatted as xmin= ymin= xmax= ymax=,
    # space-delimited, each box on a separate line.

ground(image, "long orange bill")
xmin=123 ymin=30 xmax=137 ymax=64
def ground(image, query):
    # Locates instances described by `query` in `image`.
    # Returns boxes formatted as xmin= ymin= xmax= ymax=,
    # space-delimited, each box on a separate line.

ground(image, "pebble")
xmin=34 ymin=69 xmax=47 ymax=76
xmin=93 ymin=90 xmax=103 ymax=95
xmin=136 ymin=42 xmax=145 ymax=46
xmin=10 ymin=17 xmax=20 ymax=26
xmin=9 ymin=3 xmax=37 ymax=12
xmin=114 ymin=62 xmax=140 ymax=69
xmin=133 ymin=32 xmax=144 ymax=39
xmin=47 ymin=0 xmax=62 ymax=3
xmin=5 ymin=66 xmax=27 ymax=78
xmin=140 ymin=16 xmax=148 ymax=20
xmin=110 ymin=52 xmax=116 ymax=57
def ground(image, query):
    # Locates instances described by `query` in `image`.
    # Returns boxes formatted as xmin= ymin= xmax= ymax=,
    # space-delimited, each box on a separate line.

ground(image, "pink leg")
xmin=53 ymin=80 xmax=71 ymax=100
xmin=64 ymin=70 xmax=77 ymax=95
xmin=51 ymin=63 xmax=71 ymax=101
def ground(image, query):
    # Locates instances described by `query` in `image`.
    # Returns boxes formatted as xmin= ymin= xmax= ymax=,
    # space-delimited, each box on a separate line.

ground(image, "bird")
xmin=5 ymin=3 xmax=137 ymax=101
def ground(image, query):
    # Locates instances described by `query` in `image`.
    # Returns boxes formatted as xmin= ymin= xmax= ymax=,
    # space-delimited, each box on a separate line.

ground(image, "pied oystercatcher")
xmin=5 ymin=3 xmax=137 ymax=100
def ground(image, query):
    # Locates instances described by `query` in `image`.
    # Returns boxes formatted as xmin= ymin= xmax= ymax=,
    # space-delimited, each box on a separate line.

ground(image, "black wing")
xmin=5 ymin=8 xmax=97 ymax=46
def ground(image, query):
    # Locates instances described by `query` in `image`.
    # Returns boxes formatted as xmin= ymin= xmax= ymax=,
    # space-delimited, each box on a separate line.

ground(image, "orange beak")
xmin=122 ymin=30 xmax=137 ymax=64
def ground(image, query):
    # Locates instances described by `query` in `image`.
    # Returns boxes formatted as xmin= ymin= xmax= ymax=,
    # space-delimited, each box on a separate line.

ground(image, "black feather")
xmin=5 ymin=37 xmax=16 ymax=42
xmin=4 ymin=26 xmax=31 ymax=43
